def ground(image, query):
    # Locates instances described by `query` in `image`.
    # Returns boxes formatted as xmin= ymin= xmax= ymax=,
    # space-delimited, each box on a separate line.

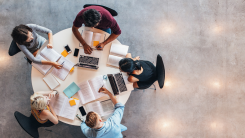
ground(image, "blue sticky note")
xmin=63 ymin=82 xmax=80 ymax=98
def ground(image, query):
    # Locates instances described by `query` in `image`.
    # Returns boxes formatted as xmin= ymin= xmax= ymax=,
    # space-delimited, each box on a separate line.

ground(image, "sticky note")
xmin=61 ymin=50 xmax=68 ymax=57
xmin=70 ymin=67 xmax=74 ymax=72
xmin=73 ymin=98 xmax=79 ymax=100
xmin=93 ymin=41 xmax=100 ymax=47
xmin=69 ymin=99 xmax=76 ymax=106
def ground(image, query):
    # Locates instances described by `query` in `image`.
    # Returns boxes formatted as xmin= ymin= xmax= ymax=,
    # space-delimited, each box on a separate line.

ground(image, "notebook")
xmin=63 ymin=82 xmax=80 ymax=98
xmin=85 ymin=100 xmax=114 ymax=117
xmin=49 ymin=94 xmax=79 ymax=120
xmin=51 ymin=56 xmax=75 ymax=81
xmin=43 ymin=73 xmax=60 ymax=90
xmin=77 ymin=75 xmax=107 ymax=104
xmin=32 ymin=47 xmax=61 ymax=75
xmin=107 ymin=43 xmax=129 ymax=68
xmin=79 ymin=30 xmax=106 ymax=48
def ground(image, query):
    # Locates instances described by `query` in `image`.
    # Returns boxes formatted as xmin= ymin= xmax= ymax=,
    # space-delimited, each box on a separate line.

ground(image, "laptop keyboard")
xmin=79 ymin=55 xmax=99 ymax=65
xmin=108 ymin=74 xmax=119 ymax=95
xmin=114 ymin=73 xmax=127 ymax=92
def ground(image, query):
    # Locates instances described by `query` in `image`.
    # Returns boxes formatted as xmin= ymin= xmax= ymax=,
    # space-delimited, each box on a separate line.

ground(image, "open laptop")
xmin=75 ymin=50 xmax=102 ymax=70
xmin=107 ymin=73 xmax=128 ymax=95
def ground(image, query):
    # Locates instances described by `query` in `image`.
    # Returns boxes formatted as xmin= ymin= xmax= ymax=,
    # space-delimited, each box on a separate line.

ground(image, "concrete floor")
xmin=1 ymin=0 xmax=245 ymax=137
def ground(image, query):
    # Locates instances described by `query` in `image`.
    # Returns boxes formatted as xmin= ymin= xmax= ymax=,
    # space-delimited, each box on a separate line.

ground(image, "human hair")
xmin=119 ymin=58 xmax=142 ymax=73
xmin=11 ymin=24 xmax=33 ymax=45
xmin=30 ymin=93 xmax=47 ymax=110
xmin=85 ymin=112 xmax=98 ymax=128
xmin=83 ymin=9 xmax=101 ymax=27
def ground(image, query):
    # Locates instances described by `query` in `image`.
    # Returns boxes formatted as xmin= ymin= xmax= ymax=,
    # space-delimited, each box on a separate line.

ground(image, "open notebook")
xmin=49 ymin=94 xmax=79 ymax=120
xmin=77 ymin=75 xmax=107 ymax=104
xmin=107 ymin=43 xmax=129 ymax=68
xmin=32 ymin=47 xmax=61 ymax=75
xmin=79 ymin=30 xmax=106 ymax=48
xmin=43 ymin=73 xmax=60 ymax=90
xmin=85 ymin=100 xmax=114 ymax=117
xmin=51 ymin=56 xmax=75 ymax=81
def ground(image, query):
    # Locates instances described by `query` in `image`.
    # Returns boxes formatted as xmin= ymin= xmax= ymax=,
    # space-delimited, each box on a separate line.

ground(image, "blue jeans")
xmin=101 ymin=28 xmax=111 ymax=34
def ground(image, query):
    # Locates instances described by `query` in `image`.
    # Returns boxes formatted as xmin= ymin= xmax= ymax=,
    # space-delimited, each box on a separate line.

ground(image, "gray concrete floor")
xmin=1 ymin=0 xmax=245 ymax=137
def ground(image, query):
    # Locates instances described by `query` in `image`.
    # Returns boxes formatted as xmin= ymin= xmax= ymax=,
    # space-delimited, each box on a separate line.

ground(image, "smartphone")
xmin=79 ymin=106 xmax=86 ymax=116
xmin=74 ymin=48 xmax=79 ymax=57
xmin=64 ymin=45 xmax=72 ymax=53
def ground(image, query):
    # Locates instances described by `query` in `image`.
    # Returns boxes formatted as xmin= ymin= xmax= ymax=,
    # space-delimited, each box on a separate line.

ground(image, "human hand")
xmin=49 ymin=90 xmax=58 ymax=99
xmin=134 ymin=56 xmax=140 ymax=61
xmin=53 ymin=62 xmax=63 ymax=69
xmin=47 ymin=43 xmax=53 ymax=49
xmin=99 ymin=87 xmax=111 ymax=95
xmin=83 ymin=44 xmax=93 ymax=54
xmin=96 ymin=43 xmax=105 ymax=50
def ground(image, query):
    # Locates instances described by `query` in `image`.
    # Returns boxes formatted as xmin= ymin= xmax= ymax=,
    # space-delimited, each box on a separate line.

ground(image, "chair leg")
xmin=148 ymin=84 xmax=156 ymax=90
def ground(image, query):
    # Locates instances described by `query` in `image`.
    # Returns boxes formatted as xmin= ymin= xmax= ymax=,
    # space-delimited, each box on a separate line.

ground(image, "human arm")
xmin=72 ymin=25 xmax=93 ymax=54
xmin=35 ymin=90 xmax=58 ymax=97
xmin=41 ymin=106 xmax=59 ymax=124
xmin=47 ymin=32 xmax=53 ymax=48
xmin=96 ymin=33 xmax=120 ymax=50
xmin=17 ymin=44 xmax=62 ymax=68
xmin=126 ymin=53 xmax=140 ymax=61
xmin=99 ymin=87 xmax=119 ymax=105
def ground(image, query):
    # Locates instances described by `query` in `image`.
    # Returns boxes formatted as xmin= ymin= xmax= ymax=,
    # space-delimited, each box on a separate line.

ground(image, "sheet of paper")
xmin=88 ymin=75 xmax=106 ymax=99
xmin=107 ymin=55 xmax=123 ymax=68
xmin=77 ymin=81 xmax=96 ymax=104
xmin=51 ymin=56 xmax=75 ymax=81
xmin=49 ymin=94 xmax=67 ymax=116
xmin=59 ymin=99 xmax=79 ymax=120
xmin=92 ymin=33 xmax=102 ymax=47
xmin=100 ymin=100 xmax=114 ymax=116
xmin=86 ymin=101 xmax=104 ymax=116
xmin=32 ymin=55 xmax=52 ymax=75
xmin=63 ymin=82 xmax=80 ymax=98
xmin=40 ymin=47 xmax=61 ymax=62
xmin=43 ymin=73 xmax=59 ymax=90
xmin=82 ymin=31 xmax=93 ymax=47
xmin=110 ymin=43 xmax=129 ymax=57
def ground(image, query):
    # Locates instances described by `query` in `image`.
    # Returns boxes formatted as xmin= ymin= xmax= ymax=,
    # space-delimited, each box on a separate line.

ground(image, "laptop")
xmin=75 ymin=50 xmax=102 ymax=70
xmin=107 ymin=73 xmax=127 ymax=95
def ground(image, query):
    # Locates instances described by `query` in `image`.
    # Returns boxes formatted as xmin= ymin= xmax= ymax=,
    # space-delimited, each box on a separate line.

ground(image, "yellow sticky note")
xmin=70 ymin=67 xmax=74 ymax=72
xmin=93 ymin=41 xmax=100 ymax=47
xmin=69 ymin=99 xmax=76 ymax=106
xmin=61 ymin=50 xmax=68 ymax=57
xmin=73 ymin=98 xmax=79 ymax=100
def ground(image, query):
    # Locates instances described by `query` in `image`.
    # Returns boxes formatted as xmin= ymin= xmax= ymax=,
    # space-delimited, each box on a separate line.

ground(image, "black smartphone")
xmin=64 ymin=45 xmax=72 ymax=53
xmin=74 ymin=48 xmax=79 ymax=57
xmin=79 ymin=106 xmax=86 ymax=116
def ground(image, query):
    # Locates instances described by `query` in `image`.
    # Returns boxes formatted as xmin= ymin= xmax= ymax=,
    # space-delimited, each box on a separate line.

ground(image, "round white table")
xmin=31 ymin=27 xmax=133 ymax=126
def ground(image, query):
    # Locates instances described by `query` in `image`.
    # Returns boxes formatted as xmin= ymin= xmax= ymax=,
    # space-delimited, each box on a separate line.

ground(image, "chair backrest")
xmin=9 ymin=40 xmax=21 ymax=56
xmin=14 ymin=111 xmax=40 ymax=138
xmin=83 ymin=4 xmax=118 ymax=16
xmin=156 ymin=54 xmax=165 ymax=89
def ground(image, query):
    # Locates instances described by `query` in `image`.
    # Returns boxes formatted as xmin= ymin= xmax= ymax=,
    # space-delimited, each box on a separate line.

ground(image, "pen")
xmin=61 ymin=61 xmax=65 ymax=65
xmin=100 ymin=84 xmax=104 ymax=90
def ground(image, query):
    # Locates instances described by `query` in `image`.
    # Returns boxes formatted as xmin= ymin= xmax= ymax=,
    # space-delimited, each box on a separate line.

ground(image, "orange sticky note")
xmin=69 ymin=99 xmax=76 ymax=106
xmin=61 ymin=50 xmax=68 ymax=57
xmin=73 ymin=98 xmax=79 ymax=100
xmin=93 ymin=41 xmax=100 ymax=47
xmin=70 ymin=67 xmax=74 ymax=72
